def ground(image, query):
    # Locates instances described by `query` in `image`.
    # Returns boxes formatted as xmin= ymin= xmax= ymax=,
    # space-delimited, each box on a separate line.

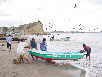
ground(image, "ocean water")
xmin=29 ymin=32 xmax=102 ymax=77
xmin=42 ymin=32 xmax=102 ymax=77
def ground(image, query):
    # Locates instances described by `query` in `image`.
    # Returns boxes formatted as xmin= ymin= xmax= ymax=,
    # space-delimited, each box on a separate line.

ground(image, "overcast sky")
xmin=0 ymin=0 xmax=102 ymax=31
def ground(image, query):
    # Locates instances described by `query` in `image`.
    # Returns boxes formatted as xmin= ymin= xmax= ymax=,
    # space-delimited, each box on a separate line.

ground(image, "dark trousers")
xmin=7 ymin=42 xmax=11 ymax=50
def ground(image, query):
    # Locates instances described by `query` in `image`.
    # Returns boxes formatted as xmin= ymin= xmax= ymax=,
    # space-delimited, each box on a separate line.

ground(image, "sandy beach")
xmin=0 ymin=41 xmax=86 ymax=77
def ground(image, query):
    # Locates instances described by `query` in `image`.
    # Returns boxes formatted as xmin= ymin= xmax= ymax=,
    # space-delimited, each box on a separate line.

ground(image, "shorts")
xmin=86 ymin=51 xmax=91 ymax=57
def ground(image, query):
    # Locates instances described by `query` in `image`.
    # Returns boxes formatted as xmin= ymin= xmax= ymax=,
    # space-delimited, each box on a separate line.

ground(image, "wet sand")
xmin=0 ymin=41 xmax=86 ymax=77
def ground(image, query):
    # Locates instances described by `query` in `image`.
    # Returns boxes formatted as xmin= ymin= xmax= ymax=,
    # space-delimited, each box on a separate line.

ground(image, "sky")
xmin=0 ymin=0 xmax=102 ymax=31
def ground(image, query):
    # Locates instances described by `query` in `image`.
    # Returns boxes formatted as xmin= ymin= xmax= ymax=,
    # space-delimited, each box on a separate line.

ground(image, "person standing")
xmin=30 ymin=38 xmax=37 ymax=49
xmin=6 ymin=35 xmax=13 ymax=53
xmin=40 ymin=38 xmax=47 ymax=51
xmin=50 ymin=35 xmax=54 ymax=41
xmin=83 ymin=44 xmax=91 ymax=60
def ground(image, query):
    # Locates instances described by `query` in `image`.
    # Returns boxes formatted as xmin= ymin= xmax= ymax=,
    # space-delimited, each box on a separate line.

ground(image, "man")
xmin=16 ymin=39 xmax=32 ymax=64
xmin=40 ymin=38 xmax=47 ymax=51
xmin=6 ymin=35 xmax=12 ymax=53
xmin=30 ymin=38 xmax=37 ymax=49
xmin=83 ymin=44 xmax=91 ymax=60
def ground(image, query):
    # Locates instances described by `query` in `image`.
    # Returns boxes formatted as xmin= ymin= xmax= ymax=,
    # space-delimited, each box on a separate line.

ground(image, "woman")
xmin=40 ymin=38 xmax=47 ymax=51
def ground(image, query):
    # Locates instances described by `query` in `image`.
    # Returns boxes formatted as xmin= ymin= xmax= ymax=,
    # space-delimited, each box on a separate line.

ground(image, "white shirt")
xmin=16 ymin=41 xmax=26 ymax=56
xmin=6 ymin=36 xmax=12 ymax=44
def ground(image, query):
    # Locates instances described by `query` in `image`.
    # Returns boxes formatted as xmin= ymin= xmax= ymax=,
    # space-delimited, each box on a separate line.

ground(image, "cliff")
xmin=14 ymin=21 xmax=47 ymax=35
xmin=0 ymin=21 xmax=47 ymax=35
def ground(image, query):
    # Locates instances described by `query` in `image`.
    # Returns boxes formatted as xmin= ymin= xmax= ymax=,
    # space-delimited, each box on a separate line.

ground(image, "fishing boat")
xmin=50 ymin=37 xmax=70 ymax=41
xmin=60 ymin=37 xmax=70 ymax=41
xmin=28 ymin=49 xmax=85 ymax=61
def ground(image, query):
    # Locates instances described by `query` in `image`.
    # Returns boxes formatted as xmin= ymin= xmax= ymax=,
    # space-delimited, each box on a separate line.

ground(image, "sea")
xmin=27 ymin=32 xmax=102 ymax=77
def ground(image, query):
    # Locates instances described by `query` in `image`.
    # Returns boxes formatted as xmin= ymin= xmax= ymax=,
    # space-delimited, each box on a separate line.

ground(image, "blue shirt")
xmin=40 ymin=41 xmax=47 ymax=51
xmin=30 ymin=40 xmax=37 ymax=48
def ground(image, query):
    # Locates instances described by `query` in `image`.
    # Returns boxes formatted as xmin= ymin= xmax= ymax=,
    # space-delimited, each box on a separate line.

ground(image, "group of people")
xmin=5 ymin=35 xmax=47 ymax=53
xmin=5 ymin=35 xmax=91 ymax=64
xmin=30 ymin=38 xmax=47 ymax=51
xmin=16 ymin=37 xmax=47 ymax=63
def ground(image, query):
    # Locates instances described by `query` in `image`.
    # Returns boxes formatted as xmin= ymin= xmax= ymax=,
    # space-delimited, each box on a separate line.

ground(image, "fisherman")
xmin=6 ymin=35 xmax=13 ymax=53
xmin=83 ymin=44 xmax=91 ymax=60
xmin=40 ymin=38 xmax=47 ymax=51
xmin=30 ymin=38 xmax=37 ymax=49
xmin=16 ymin=39 xmax=32 ymax=64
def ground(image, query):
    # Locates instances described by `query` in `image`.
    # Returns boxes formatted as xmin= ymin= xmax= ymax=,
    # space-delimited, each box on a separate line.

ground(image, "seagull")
xmin=74 ymin=3 xmax=77 ymax=8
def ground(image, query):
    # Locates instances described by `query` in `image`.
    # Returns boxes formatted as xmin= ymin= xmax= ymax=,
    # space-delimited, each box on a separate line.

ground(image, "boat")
xmin=60 ymin=37 xmax=70 ymax=41
xmin=50 ymin=37 xmax=70 ymax=41
xmin=28 ymin=49 xmax=85 ymax=60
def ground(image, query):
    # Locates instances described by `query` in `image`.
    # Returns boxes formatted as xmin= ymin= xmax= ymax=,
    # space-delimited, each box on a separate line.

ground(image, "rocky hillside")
xmin=0 ymin=20 xmax=47 ymax=35
xmin=15 ymin=21 xmax=47 ymax=35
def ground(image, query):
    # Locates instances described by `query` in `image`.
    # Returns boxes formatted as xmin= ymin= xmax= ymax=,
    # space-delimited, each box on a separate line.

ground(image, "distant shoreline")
xmin=50 ymin=31 xmax=102 ymax=33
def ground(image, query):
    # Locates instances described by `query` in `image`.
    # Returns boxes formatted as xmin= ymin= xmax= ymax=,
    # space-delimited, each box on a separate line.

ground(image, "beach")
xmin=0 ymin=32 xmax=102 ymax=77
xmin=0 ymin=41 xmax=85 ymax=77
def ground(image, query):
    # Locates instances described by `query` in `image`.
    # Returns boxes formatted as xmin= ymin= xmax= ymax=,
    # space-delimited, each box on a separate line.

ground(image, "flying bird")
xmin=74 ymin=3 xmax=77 ymax=8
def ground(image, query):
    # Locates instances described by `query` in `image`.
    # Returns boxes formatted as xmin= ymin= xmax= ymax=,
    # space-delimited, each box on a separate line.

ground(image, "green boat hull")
xmin=28 ymin=50 xmax=85 ymax=60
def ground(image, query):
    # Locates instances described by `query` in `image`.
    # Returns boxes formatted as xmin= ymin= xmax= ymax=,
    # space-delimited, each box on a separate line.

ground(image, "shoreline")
xmin=0 ymin=42 xmax=87 ymax=77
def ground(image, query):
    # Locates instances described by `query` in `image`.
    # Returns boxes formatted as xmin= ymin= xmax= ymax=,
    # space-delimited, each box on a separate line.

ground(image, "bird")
xmin=74 ymin=3 xmax=77 ymax=8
